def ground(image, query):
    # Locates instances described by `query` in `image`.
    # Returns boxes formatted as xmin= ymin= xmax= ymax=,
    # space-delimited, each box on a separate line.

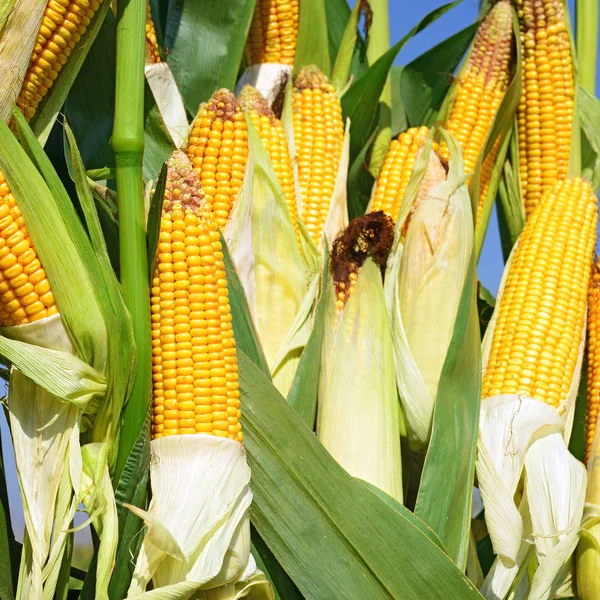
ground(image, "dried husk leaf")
xmin=235 ymin=64 xmax=293 ymax=107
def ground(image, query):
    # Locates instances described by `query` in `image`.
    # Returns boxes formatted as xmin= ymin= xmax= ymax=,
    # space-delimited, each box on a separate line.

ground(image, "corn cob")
xmin=145 ymin=0 xmax=161 ymax=64
xmin=517 ymin=0 xmax=574 ymax=217
xmin=0 ymin=171 xmax=58 ymax=327
xmin=331 ymin=211 xmax=395 ymax=312
xmin=246 ymin=0 xmax=299 ymax=66
xmin=239 ymin=85 xmax=300 ymax=245
xmin=438 ymin=0 xmax=513 ymax=225
xmin=293 ymin=66 xmax=345 ymax=244
xmin=151 ymin=152 xmax=242 ymax=442
xmin=585 ymin=260 xmax=600 ymax=464
xmin=482 ymin=177 xmax=597 ymax=408
xmin=370 ymin=126 xmax=436 ymax=222
xmin=16 ymin=0 xmax=103 ymax=121
xmin=186 ymin=90 xmax=249 ymax=230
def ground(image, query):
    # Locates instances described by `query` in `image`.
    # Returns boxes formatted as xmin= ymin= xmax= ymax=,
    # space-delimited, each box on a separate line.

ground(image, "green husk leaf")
xmin=0 ymin=427 xmax=16 ymax=600
xmin=477 ymin=281 xmax=496 ymax=338
xmin=390 ymin=67 xmax=408 ymax=137
xmin=240 ymin=350 xmax=484 ymax=599
xmin=295 ymin=0 xmax=331 ymax=76
xmin=325 ymin=0 xmax=351 ymax=67
xmin=346 ymin=126 xmax=377 ymax=220
xmin=401 ymin=24 xmax=476 ymax=127
xmin=0 ymin=0 xmax=16 ymax=31
xmin=30 ymin=1 xmax=111 ymax=145
xmin=0 ymin=333 xmax=105 ymax=409
xmin=164 ymin=0 xmax=255 ymax=113
xmin=146 ymin=163 xmax=167 ymax=278
xmin=287 ymin=249 xmax=329 ymax=428
xmin=415 ymin=254 xmax=481 ymax=571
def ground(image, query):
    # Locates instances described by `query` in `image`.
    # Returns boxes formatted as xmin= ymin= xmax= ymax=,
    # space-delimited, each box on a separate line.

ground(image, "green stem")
xmin=576 ymin=0 xmax=598 ymax=94
xmin=112 ymin=0 xmax=151 ymax=482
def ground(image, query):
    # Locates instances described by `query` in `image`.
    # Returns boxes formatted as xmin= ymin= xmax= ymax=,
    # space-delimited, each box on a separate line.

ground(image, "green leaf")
xmin=251 ymin=528 xmax=303 ymax=600
xmin=106 ymin=414 xmax=150 ymax=600
xmin=341 ymin=1 xmax=461 ymax=162
xmin=568 ymin=355 xmax=588 ymax=463
xmin=164 ymin=0 xmax=256 ymax=113
xmin=401 ymin=24 xmax=476 ymax=128
xmin=295 ymin=0 xmax=331 ymax=76
xmin=390 ymin=67 xmax=408 ymax=137
xmin=240 ymin=352 xmax=484 ymax=600
xmin=346 ymin=127 xmax=377 ymax=220
xmin=477 ymin=282 xmax=496 ymax=339
xmin=415 ymin=256 xmax=481 ymax=571
xmin=30 ymin=1 xmax=111 ymax=144
xmin=287 ymin=251 xmax=329 ymax=428
xmin=67 ymin=9 xmax=116 ymax=170
xmin=146 ymin=164 xmax=167 ymax=279
xmin=331 ymin=0 xmax=365 ymax=90
xmin=222 ymin=237 xmax=271 ymax=377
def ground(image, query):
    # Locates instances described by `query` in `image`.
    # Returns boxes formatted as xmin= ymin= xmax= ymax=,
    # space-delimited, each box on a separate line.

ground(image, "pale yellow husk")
xmin=126 ymin=435 xmax=271 ymax=599
xmin=317 ymin=259 xmax=403 ymax=502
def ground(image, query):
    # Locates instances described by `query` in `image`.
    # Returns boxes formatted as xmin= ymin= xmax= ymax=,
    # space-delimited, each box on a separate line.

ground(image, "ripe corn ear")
xmin=516 ymin=0 xmax=574 ymax=217
xmin=293 ymin=66 xmax=345 ymax=244
xmin=439 ymin=0 xmax=513 ymax=225
xmin=239 ymin=85 xmax=300 ymax=245
xmin=246 ymin=0 xmax=299 ymax=66
xmin=370 ymin=126 xmax=437 ymax=222
xmin=0 ymin=170 xmax=58 ymax=326
xmin=16 ymin=0 xmax=103 ymax=121
xmin=482 ymin=178 xmax=597 ymax=408
xmin=585 ymin=260 xmax=600 ymax=464
xmin=145 ymin=0 xmax=161 ymax=64
xmin=186 ymin=89 xmax=249 ymax=230
xmin=151 ymin=151 xmax=242 ymax=442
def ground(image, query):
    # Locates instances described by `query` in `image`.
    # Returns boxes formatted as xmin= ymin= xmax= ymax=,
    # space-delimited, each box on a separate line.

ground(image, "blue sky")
xmin=383 ymin=0 xmax=595 ymax=295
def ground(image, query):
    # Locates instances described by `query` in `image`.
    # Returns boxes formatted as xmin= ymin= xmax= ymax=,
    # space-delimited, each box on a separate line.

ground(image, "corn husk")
xmin=235 ymin=64 xmax=294 ymax=107
xmin=3 ymin=315 xmax=108 ymax=599
xmin=477 ymin=243 xmax=587 ymax=599
xmin=225 ymin=119 xmax=319 ymax=396
xmin=145 ymin=63 xmax=189 ymax=149
xmin=0 ymin=0 xmax=45 ymax=123
xmin=317 ymin=258 xmax=403 ymax=502
xmin=384 ymin=130 xmax=473 ymax=450
xmin=125 ymin=435 xmax=272 ymax=599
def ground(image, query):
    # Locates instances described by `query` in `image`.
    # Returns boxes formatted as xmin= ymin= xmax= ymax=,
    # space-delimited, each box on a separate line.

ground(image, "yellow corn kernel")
xmin=516 ymin=0 xmax=574 ymax=216
xmin=186 ymin=89 xmax=249 ymax=229
xmin=145 ymin=0 xmax=161 ymax=64
xmin=482 ymin=177 xmax=597 ymax=408
xmin=293 ymin=66 xmax=344 ymax=244
xmin=0 ymin=171 xmax=59 ymax=326
xmin=331 ymin=211 xmax=395 ymax=312
xmin=239 ymin=85 xmax=300 ymax=246
xmin=16 ymin=0 xmax=103 ymax=122
xmin=438 ymin=0 xmax=513 ymax=225
xmin=151 ymin=151 xmax=242 ymax=443
xmin=246 ymin=0 xmax=299 ymax=66
xmin=585 ymin=260 xmax=600 ymax=464
xmin=371 ymin=126 xmax=438 ymax=222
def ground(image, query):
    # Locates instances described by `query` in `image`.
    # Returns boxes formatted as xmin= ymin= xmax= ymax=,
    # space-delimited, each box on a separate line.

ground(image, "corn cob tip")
xmin=238 ymin=85 xmax=275 ymax=121
xmin=331 ymin=211 xmax=395 ymax=311
xmin=294 ymin=65 xmax=330 ymax=90
xmin=201 ymin=89 xmax=242 ymax=120
xmin=163 ymin=151 xmax=206 ymax=214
